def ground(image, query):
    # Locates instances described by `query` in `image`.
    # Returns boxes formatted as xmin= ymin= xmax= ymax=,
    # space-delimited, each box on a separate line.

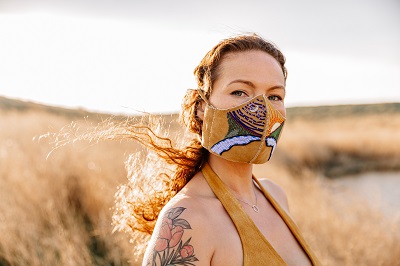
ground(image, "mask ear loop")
xmin=197 ymin=89 xmax=212 ymax=106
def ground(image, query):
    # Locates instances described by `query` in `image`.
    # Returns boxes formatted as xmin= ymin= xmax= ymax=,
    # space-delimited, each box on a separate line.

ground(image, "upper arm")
xmin=142 ymin=202 xmax=213 ymax=266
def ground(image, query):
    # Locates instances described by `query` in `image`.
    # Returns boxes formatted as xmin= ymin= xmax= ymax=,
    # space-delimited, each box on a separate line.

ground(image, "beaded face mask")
xmin=199 ymin=90 xmax=286 ymax=164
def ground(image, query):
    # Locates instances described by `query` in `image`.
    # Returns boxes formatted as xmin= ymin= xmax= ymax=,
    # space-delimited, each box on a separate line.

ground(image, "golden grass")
xmin=253 ymin=164 xmax=400 ymax=266
xmin=1 ymin=105 xmax=399 ymax=265
xmin=276 ymin=114 xmax=400 ymax=176
xmin=0 ymin=111 xmax=137 ymax=265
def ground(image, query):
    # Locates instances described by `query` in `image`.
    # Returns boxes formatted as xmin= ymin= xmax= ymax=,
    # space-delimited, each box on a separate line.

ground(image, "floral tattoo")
xmin=151 ymin=207 xmax=199 ymax=266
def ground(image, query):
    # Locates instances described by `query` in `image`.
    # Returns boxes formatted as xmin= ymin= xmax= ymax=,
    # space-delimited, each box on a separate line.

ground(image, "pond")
xmin=333 ymin=171 xmax=400 ymax=220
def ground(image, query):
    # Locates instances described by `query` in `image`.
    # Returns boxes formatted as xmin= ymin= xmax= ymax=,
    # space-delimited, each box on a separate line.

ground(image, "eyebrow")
xmin=227 ymin=79 xmax=256 ymax=88
xmin=227 ymin=79 xmax=286 ymax=91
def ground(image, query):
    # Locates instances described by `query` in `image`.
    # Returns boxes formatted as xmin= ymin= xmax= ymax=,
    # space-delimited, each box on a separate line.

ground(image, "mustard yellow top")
xmin=201 ymin=163 xmax=321 ymax=266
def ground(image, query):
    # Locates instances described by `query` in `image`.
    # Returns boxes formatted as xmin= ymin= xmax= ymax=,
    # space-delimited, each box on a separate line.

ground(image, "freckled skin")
xmin=206 ymin=50 xmax=286 ymax=117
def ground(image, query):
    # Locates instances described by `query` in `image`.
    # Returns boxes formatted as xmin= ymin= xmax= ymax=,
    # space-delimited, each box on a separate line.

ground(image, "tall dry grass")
xmin=254 ymin=112 xmax=400 ymax=265
xmin=276 ymin=114 xmax=400 ymax=176
xmin=1 ymin=105 xmax=399 ymax=265
xmin=253 ymin=163 xmax=400 ymax=266
xmin=0 ymin=111 xmax=137 ymax=265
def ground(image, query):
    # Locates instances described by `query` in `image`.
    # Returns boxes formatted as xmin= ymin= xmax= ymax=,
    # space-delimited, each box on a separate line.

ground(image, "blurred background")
xmin=1 ymin=0 xmax=399 ymax=114
xmin=0 ymin=0 xmax=399 ymax=265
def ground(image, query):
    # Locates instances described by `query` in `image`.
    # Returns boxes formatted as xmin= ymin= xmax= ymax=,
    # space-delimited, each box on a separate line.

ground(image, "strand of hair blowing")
xmin=113 ymin=33 xmax=286 ymax=240
xmin=112 ymin=89 xmax=207 ymax=237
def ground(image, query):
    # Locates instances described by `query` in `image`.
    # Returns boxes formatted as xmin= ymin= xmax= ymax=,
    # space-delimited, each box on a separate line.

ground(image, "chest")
xmin=209 ymin=199 xmax=312 ymax=266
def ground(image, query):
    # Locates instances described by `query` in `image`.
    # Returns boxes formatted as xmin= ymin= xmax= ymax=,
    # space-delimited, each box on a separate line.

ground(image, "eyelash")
xmin=268 ymin=95 xmax=282 ymax=101
xmin=232 ymin=90 xmax=282 ymax=101
xmin=231 ymin=90 xmax=248 ymax=97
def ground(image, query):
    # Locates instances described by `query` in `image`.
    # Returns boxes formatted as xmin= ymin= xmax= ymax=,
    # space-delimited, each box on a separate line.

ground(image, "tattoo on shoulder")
xmin=150 ymin=207 xmax=199 ymax=266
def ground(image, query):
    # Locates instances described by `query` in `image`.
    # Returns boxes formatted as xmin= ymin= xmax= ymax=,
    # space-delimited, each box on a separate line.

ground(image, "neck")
xmin=207 ymin=154 xmax=255 ymax=200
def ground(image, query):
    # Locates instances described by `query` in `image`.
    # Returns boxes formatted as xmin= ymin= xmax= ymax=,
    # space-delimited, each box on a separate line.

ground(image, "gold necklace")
xmin=235 ymin=183 xmax=259 ymax=212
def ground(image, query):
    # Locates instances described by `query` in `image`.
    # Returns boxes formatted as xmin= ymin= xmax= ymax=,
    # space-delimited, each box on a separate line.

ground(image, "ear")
xmin=196 ymin=99 xmax=206 ymax=121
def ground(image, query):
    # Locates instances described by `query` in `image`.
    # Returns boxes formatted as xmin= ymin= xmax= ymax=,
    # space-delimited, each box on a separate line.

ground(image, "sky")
xmin=0 ymin=0 xmax=399 ymax=114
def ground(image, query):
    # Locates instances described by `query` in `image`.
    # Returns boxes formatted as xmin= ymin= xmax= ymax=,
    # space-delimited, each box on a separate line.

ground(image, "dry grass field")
xmin=1 ymin=96 xmax=399 ymax=265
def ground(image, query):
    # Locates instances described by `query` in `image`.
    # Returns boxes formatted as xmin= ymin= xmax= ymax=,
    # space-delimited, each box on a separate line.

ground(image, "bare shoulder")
xmin=258 ymin=178 xmax=290 ymax=213
xmin=142 ymin=187 xmax=215 ymax=265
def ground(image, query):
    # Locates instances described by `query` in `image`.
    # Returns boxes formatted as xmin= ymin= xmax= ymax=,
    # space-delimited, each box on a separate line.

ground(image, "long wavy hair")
xmin=112 ymin=33 xmax=287 ymax=242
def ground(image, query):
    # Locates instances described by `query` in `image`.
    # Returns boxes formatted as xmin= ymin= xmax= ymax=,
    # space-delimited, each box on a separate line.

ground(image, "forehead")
xmin=216 ymin=50 xmax=285 ymax=85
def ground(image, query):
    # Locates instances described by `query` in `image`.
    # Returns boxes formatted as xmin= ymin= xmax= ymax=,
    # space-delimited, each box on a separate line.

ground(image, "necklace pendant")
xmin=252 ymin=205 xmax=259 ymax=212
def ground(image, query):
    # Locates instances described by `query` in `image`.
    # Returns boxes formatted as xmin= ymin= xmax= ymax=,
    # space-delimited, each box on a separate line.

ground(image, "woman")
xmin=117 ymin=34 xmax=320 ymax=265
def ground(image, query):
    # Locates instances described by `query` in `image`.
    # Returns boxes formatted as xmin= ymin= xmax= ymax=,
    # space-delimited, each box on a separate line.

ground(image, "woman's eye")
xmin=231 ymin=90 xmax=247 ymax=97
xmin=268 ymin=95 xmax=282 ymax=101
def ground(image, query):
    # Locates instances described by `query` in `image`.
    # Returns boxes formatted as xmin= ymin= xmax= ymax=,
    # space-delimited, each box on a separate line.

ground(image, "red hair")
xmin=113 ymin=33 xmax=287 ymax=237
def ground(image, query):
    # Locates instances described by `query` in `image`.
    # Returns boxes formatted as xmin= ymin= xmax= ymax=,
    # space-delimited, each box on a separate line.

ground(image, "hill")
xmin=0 ymin=96 xmax=125 ymax=120
xmin=286 ymin=102 xmax=400 ymax=119
xmin=2 ymin=95 xmax=399 ymax=120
